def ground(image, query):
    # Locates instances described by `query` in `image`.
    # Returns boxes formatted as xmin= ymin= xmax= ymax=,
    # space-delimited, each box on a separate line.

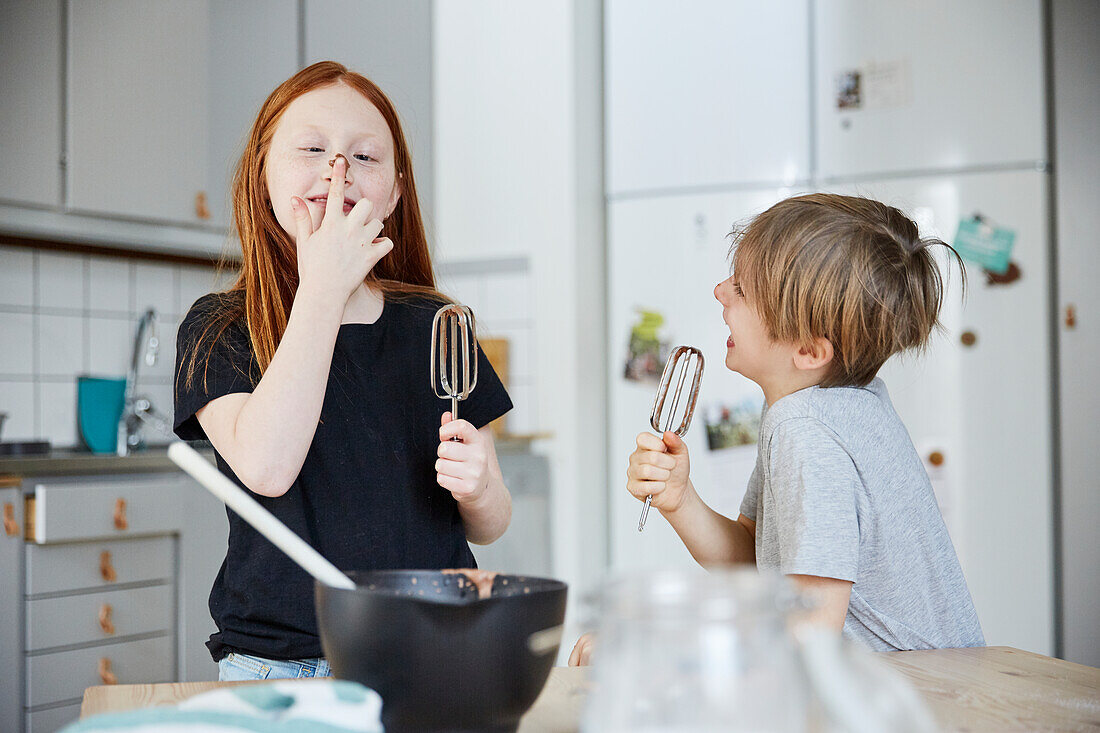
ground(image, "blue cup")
xmin=77 ymin=376 xmax=127 ymax=454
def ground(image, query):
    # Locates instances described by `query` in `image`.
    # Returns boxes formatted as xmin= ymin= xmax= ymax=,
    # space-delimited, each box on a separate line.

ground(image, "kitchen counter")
xmin=0 ymin=436 xmax=545 ymax=480
xmin=80 ymin=647 xmax=1100 ymax=731
xmin=0 ymin=445 xmax=208 ymax=478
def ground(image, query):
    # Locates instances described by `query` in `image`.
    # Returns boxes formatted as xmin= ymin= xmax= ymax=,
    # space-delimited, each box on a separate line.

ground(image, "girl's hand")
xmin=290 ymin=156 xmax=394 ymax=303
xmin=626 ymin=430 xmax=691 ymax=514
xmin=568 ymin=633 xmax=596 ymax=666
xmin=437 ymin=412 xmax=490 ymax=503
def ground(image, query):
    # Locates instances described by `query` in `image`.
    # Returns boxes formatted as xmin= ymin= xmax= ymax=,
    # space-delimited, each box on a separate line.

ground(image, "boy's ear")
xmin=793 ymin=336 xmax=833 ymax=372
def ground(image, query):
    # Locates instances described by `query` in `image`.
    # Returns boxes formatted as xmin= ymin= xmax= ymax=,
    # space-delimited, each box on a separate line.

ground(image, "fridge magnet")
xmin=953 ymin=213 xmax=1016 ymax=275
xmin=984 ymin=261 xmax=1022 ymax=286
xmin=702 ymin=399 xmax=763 ymax=451
xmin=623 ymin=309 xmax=669 ymax=384
xmin=863 ymin=59 xmax=911 ymax=109
xmin=836 ymin=70 xmax=862 ymax=109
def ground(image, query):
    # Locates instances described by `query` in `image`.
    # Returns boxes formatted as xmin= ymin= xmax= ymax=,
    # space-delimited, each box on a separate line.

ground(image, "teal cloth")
xmin=61 ymin=679 xmax=382 ymax=733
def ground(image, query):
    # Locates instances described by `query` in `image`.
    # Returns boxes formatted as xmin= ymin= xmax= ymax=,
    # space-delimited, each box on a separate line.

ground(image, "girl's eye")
xmin=732 ymin=282 xmax=744 ymax=297
xmin=353 ymin=154 xmax=374 ymax=163
xmin=300 ymin=147 xmax=324 ymax=153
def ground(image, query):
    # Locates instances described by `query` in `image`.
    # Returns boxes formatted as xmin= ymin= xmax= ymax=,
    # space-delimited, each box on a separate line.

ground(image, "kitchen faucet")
xmin=116 ymin=308 xmax=172 ymax=455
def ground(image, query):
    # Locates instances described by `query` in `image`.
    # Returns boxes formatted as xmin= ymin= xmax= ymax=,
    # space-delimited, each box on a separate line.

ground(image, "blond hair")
xmin=730 ymin=193 xmax=965 ymax=388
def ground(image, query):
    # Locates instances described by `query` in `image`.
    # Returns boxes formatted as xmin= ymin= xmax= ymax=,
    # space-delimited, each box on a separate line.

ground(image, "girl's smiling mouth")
xmin=307 ymin=195 xmax=357 ymax=213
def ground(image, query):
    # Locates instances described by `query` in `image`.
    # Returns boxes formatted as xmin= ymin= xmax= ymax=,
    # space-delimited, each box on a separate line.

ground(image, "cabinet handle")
xmin=1065 ymin=304 xmax=1077 ymax=329
xmin=2 ymin=502 xmax=19 ymax=538
xmin=98 ymin=657 xmax=118 ymax=685
xmin=98 ymin=603 xmax=115 ymax=635
xmin=100 ymin=550 xmax=118 ymax=583
xmin=927 ymin=450 xmax=945 ymax=467
xmin=960 ymin=330 xmax=977 ymax=347
xmin=113 ymin=498 xmax=128 ymax=531
xmin=194 ymin=191 xmax=211 ymax=220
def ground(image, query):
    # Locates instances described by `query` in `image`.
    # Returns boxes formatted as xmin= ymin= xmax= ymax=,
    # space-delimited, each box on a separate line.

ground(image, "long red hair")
xmin=182 ymin=61 xmax=444 ymax=389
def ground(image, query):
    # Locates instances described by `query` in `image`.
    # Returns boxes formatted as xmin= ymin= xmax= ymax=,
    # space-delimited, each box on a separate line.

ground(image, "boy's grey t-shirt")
xmin=739 ymin=378 xmax=984 ymax=651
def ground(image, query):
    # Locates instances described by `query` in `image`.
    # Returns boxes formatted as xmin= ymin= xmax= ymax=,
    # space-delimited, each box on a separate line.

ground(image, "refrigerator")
xmin=604 ymin=0 xmax=1053 ymax=655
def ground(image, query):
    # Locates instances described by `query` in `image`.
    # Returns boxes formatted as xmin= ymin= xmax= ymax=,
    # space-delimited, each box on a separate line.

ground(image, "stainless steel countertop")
xmin=0 ymin=445 xmax=204 ymax=479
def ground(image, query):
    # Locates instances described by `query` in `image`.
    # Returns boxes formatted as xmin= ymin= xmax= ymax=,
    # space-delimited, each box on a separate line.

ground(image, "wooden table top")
xmin=82 ymin=646 xmax=1099 ymax=732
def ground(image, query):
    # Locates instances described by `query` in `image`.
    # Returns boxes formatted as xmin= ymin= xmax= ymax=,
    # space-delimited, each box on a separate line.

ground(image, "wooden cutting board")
xmin=479 ymin=337 xmax=509 ymax=437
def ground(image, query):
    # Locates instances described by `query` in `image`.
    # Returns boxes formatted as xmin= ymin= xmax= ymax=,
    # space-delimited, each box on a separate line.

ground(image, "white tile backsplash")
xmin=88 ymin=316 xmax=134 ymax=376
xmin=37 ymin=251 xmax=86 ymax=310
xmin=0 ymin=312 xmax=35 ymax=374
xmin=135 ymin=379 xmax=175 ymax=440
xmin=480 ymin=271 xmax=531 ymax=322
xmin=37 ymin=314 xmax=86 ymax=378
xmin=88 ymin=256 xmax=133 ymax=314
xmin=0 ymin=246 xmax=35 ymax=307
xmin=0 ymin=380 xmax=38 ymax=440
xmin=178 ymin=266 xmax=218 ymax=314
xmin=440 ymin=274 xmax=485 ymax=314
xmin=39 ymin=380 xmax=79 ymax=447
xmin=134 ymin=262 xmax=178 ymax=318
xmin=505 ymin=382 xmax=535 ymax=434
xmin=0 ymin=248 xmax=216 ymax=449
xmin=142 ymin=318 xmax=178 ymax=382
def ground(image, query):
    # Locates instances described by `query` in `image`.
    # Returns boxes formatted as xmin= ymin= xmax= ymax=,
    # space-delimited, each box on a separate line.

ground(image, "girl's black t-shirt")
xmin=173 ymin=293 xmax=512 ymax=662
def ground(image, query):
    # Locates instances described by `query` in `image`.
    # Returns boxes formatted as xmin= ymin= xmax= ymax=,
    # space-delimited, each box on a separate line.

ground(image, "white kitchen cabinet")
xmin=66 ymin=0 xmax=297 ymax=230
xmin=303 ymin=0 xmax=434 ymax=221
xmin=832 ymin=170 xmax=1054 ymax=656
xmin=814 ymin=0 xmax=1045 ymax=180
xmin=1 ymin=468 xmax=228 ymax=733
xmin=604 ymin=0 xmax=811 ymax=196
xmin=1 ymin=484 xmax=25 ymax=733
xmin=205 ymin=2 xmax=302 ymax=229
xmin=0 ymin=1 xmax=63 ymax=208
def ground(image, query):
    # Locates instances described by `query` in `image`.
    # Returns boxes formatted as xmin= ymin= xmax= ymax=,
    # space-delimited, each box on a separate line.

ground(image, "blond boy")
xmin=576 ymin=194 xmax=985 ymax=662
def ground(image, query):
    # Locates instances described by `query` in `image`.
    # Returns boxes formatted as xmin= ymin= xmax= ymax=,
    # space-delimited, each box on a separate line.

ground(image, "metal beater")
xmin=638 ymin=345 xmax=704 ymax=532
xmin=431 ymin=304 xmax=479 ymax=432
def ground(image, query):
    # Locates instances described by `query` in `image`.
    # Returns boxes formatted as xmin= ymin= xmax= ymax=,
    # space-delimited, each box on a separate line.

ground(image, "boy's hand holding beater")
xmin=626 ymin=430 xmax=694 ymax=516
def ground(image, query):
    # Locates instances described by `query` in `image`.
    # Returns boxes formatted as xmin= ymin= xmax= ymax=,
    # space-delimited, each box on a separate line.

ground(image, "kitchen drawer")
xmin=26 ymin=584 xmax=172 ymax=651
xmin=26 ymin=536 xmax=174 ymax=595
xmin=26 ymin=634 xmax=173 ymax=707
xmin=31 ymin=477 xmax=185 ymax=543
xmin=26 ymin=701 xmax=81 ymax=733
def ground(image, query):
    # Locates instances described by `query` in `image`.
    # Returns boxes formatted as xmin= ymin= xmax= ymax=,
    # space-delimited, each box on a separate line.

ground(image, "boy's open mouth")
xmin=727 ymin=336 xmax=735 ymax=348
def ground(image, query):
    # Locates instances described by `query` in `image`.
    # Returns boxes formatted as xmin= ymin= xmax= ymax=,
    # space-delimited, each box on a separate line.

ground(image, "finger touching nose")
xmin=327 ymin=154 xmax=353 ymax=184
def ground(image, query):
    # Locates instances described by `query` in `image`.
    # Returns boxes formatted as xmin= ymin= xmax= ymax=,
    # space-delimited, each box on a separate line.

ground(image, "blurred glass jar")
xmin=581 ymin=568 xmax=811 ymax=733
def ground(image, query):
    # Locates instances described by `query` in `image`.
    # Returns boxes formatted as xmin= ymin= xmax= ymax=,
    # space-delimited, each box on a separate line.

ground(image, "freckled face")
xmin=713 ymin=275 xmax=790 ymax=383
xmin=264 ymin=83 xmax=401 ymax=241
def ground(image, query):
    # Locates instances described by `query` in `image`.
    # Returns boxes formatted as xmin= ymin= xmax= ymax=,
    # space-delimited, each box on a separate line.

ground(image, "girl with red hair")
xmin=174 ymin=62 xmax=513 ymax=681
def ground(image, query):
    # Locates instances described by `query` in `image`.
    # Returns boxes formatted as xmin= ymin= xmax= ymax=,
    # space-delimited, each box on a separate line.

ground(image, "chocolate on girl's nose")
xmin=329 ymin=153 xmax=349 ymax=169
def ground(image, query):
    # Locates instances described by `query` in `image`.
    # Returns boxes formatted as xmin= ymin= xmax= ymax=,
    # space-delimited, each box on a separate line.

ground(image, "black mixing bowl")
xmin=315 ymin=570 xmax=568 ymax=733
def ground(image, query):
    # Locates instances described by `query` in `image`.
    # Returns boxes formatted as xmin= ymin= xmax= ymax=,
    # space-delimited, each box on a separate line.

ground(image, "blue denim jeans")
xmin=218 ymin=651 xmax=332 ymax=681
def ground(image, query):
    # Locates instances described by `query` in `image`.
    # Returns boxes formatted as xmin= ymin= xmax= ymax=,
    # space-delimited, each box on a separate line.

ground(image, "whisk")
xmin=638 ymin=345 xmax=704 ymax=532
xmin=431 ymin=304 xmax=479 ymax=434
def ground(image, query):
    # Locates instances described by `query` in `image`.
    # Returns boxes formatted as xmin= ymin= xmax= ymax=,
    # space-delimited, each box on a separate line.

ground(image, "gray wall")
xmin=1051 ymin=0 xmax=1100 ymax=667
